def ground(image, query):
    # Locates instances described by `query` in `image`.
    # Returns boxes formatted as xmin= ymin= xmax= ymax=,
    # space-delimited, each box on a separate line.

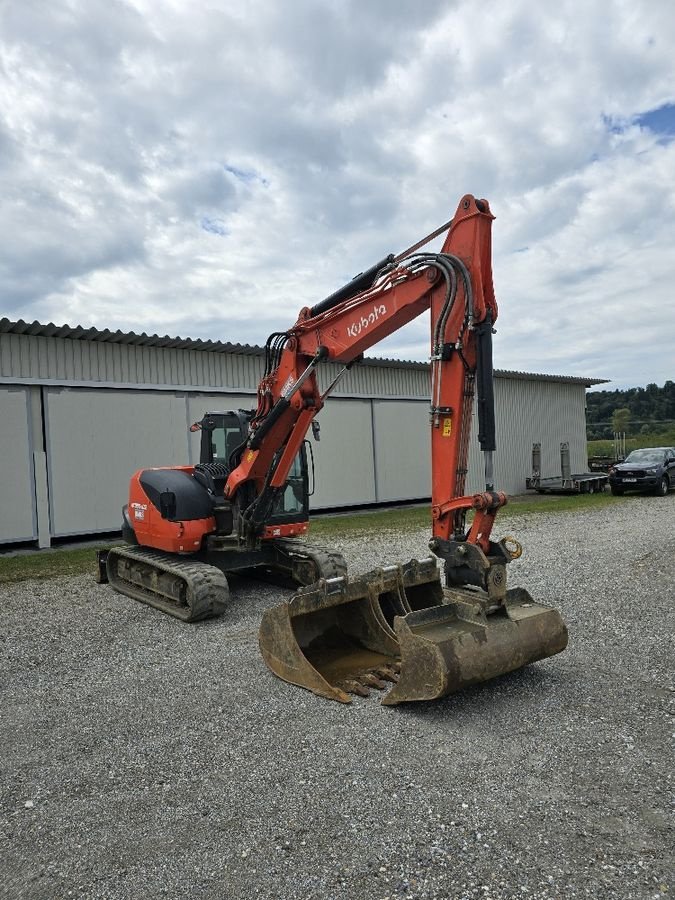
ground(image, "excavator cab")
xmin=196 ymin=410 xmax=311 ymax=528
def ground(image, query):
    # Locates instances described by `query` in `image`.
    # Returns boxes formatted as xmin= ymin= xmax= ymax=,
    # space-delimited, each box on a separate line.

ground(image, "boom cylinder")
xmin=310 ymin=255 xmax=394 ymax=317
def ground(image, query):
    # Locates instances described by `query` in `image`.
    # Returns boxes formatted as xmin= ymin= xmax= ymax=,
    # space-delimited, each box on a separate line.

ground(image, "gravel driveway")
xmin=1 ymin=497 xmax=674 ymax=900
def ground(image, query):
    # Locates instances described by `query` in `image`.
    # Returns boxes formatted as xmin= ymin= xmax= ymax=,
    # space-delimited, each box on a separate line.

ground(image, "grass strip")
xmin=0 ymin=491 xmax=623 ymax=585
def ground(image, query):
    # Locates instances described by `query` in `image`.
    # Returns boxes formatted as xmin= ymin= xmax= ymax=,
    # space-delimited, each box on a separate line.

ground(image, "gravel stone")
xmin=1 ymin=496 xmax=674 ymax=899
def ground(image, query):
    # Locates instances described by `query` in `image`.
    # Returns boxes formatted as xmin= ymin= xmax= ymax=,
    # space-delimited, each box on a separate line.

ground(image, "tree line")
xmin=586 ymin=381 xmax=675 ymax=439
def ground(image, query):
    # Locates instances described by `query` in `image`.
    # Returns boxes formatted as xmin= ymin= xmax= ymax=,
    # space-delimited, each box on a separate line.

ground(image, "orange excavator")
xmin=98 ymin=194 xmax=568 ymax=705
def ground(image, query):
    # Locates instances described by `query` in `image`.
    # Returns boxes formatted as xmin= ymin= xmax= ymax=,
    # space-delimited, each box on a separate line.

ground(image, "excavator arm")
xmin=226 ymin=195 xmax=505 ymax=571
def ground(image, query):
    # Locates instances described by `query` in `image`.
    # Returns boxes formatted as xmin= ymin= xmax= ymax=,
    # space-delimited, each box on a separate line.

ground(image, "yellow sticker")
xmin=246 ymin=450 xmax=255 ymax=462
xmin=442 ymin=417 xmax=452 ymax=437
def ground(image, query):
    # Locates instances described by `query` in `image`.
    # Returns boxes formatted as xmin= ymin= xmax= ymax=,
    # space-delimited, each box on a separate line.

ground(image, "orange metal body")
xmin=128 ymin=467 xmax=215 ymax=553
xmin=261 ymin=521 xmax=309 ymax=540
xmin=129 ymin=468 xmax=309 ymax=552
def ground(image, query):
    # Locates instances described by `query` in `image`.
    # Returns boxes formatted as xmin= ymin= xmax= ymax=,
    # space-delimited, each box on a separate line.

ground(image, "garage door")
xmin=45 ymin=388 xmax=189 ymax=536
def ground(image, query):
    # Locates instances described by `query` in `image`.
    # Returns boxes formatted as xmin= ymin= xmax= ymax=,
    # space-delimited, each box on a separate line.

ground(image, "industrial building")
xmin=0 ymin=318 xmax=605 ymax=548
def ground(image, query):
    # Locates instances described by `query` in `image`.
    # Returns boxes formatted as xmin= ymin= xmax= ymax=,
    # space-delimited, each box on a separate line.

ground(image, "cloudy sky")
xmin=1 ymin=0 xmax=674 ymax=389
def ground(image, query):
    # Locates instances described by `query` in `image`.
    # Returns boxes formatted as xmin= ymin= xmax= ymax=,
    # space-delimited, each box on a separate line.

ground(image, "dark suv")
xmin=609 ymin=447 xmax=675 ymax=496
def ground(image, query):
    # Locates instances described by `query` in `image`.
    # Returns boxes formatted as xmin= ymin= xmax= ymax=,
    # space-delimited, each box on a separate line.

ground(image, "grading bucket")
xmin=382 ymin=586 xmax=568 ymax=705
xmin=259 ymin=558 xmax=568 ymax=705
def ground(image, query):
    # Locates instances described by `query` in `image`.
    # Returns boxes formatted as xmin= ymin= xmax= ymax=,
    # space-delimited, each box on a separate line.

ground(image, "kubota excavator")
xmin=98 ymin=194 xmax=568 ymax=705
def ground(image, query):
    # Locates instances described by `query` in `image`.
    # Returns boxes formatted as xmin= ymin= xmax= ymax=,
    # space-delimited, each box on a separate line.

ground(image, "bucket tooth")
xmin=360 ymin=673 xmax=388 ymax=690
xmin=382 ymin=587 xmax=568 ymax=706
xmin=342 ymin=680 xmax=371 ymax=698
xmin=374 ymin=666 xmax=399 ymax=683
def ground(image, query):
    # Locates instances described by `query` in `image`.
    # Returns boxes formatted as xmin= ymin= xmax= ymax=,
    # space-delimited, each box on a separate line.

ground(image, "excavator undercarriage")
xmin=98 ymin=538 xmax=347 ymax=623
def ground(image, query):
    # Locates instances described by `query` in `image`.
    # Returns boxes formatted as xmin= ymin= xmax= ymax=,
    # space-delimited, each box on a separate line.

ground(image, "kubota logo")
xmin=346 ymin=304 xmax=387 ymax=338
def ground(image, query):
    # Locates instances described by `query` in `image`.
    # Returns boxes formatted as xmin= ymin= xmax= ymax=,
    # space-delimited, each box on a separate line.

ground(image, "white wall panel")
xmin=0 ymin=388 xmax=36 ymax=542
xmin=372 ymin=401 xmax=430 ymax=501
xmin=309 ymin=399 xmax=376 ymax=508
xmin=0 ymin=353 xmax=593 ymax=545
xmin=45 ymin=389 xmax=189 ymax=536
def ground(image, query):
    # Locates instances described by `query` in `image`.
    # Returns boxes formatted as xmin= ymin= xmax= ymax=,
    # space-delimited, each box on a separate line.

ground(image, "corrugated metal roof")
xmin=492 ymin=369 xmax=607 ymax=386
xmin=0 ymin=317 xmax=607 ymax=386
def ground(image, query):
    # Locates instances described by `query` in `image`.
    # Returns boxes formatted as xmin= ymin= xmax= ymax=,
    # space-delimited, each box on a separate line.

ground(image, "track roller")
xmin=105 ymin=546 xmax=229 ymax=622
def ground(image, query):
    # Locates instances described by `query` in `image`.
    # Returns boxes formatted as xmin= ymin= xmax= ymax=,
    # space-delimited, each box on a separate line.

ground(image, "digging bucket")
xmin=382 ymin=586 xmax=568 ymax=705
xmin=258 ymin=558 xmax=442 ymax=703
xmin=259 ymin=559 xmax=567 ymax=705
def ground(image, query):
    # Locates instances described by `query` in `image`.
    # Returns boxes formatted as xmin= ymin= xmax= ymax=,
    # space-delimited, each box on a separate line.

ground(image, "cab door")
xmin=267 ymin=445 xmax=310 ymax=525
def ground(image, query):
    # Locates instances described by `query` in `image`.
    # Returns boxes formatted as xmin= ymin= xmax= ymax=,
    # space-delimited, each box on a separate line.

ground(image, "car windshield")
xmin=624 ymin=449 xmax=665 ymax=465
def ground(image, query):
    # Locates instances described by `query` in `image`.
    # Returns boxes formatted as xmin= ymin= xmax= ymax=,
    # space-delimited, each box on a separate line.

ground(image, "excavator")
xmin=98 ymin=194 xmax=568 ymax=705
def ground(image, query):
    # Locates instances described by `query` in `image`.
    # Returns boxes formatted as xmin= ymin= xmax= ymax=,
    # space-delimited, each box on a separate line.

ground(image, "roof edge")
xmin=0 ymin=317 xmax=607 ymax=386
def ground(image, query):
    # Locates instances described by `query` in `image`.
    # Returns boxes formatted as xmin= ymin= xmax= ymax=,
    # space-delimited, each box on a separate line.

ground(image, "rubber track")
xmin=273 ymin=539 xmax=348 ymax=583
xmin=106 ymin=546 xmax=229 ymax=622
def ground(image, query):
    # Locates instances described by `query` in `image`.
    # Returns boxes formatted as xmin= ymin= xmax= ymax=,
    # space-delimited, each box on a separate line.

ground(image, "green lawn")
xmin=311 ymin=490 xmax=618 ymax=538
xmin=588 ymin=427 xmax=675 ymax=458
xmin=0 ymin=546 xmax=114 ymax=585
xmin=0 ymin=490 xmax=622 ymax=586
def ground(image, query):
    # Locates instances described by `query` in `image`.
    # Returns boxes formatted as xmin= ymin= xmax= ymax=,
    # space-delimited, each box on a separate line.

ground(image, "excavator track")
xmin=272 ymin=538 xmax=348 ymax=585
xmin=105 ymin=546 xmax=229 ymax=623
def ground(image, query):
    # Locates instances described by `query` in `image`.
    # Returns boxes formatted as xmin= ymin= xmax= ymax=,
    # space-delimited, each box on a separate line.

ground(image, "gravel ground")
xmin=1 ymin=497 xmax=674 ymax=900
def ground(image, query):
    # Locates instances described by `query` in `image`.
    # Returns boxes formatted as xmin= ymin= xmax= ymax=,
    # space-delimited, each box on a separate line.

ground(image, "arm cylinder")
xmin=248 ymin=398 xmax=291 ymax=450
xmin=475 ymin=316 xmax=496 ymax=453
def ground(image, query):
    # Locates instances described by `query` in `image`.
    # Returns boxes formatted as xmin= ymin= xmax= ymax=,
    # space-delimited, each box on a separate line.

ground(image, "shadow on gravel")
xmin=387 ymin=663 xmax=561 ymax=719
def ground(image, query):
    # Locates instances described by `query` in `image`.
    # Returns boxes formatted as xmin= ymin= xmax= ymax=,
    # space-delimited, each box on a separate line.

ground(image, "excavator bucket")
xmin=382 ymin=586 xmax=568 ymax=705
xmin=258 ymin=558 xmax=442 ymax=703
xmin=259 ymin=559 xmax=568 ymax=705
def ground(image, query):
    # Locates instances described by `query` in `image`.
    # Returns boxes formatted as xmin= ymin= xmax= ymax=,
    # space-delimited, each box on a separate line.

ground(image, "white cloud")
xmin=0 ymin=0 xmax=674 ymax=387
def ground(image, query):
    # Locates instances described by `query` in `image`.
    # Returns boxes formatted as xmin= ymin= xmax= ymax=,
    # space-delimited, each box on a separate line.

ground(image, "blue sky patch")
xmin=602 ymin=104 xmax=675 ymax=143
xmin=224 ymin=164 xmax=269 ymax=187
xmin=602 ymin=113 xmax=626 ymax=135
xmin=635 ymin=102 xmax=675 ymax=136
xmin=201 ymin=217 xmax=228 ymax=236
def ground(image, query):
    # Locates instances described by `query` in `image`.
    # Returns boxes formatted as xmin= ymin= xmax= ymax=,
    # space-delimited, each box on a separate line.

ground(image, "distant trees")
xmin=586 ymin=381 xmax=675 ymax=439
xmin=611 ymin=407 xmax=631 ymax=434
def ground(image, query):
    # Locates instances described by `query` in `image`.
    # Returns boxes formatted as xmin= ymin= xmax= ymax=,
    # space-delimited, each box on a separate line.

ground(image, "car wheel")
xmin=655 ymin=476 xmax=669 ymax=497
xmin=610 ymin=486 xmax=624 ymax=496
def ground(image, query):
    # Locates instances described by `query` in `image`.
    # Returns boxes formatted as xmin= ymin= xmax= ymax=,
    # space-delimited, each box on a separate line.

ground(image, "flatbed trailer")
xmin=525 ymin=442 xmax=609 ymax=494
xmin=588 ymin=455 xmax=623 ymax=472
xmin=526 ymin=472 xmax=609 ymax=494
